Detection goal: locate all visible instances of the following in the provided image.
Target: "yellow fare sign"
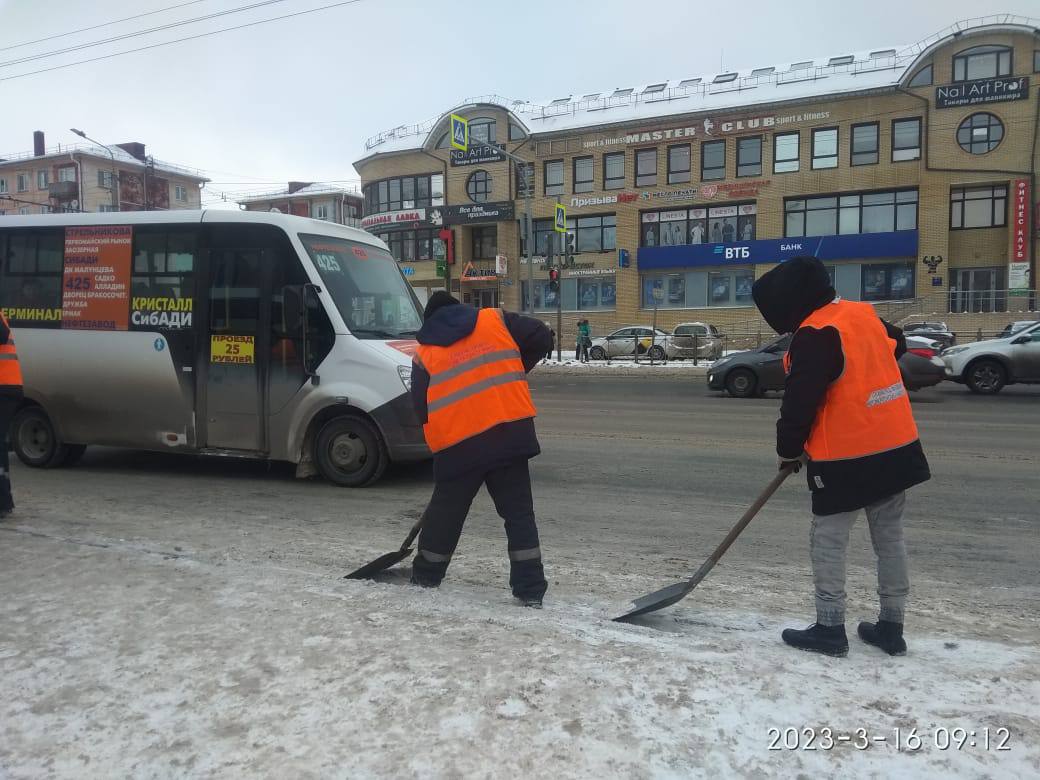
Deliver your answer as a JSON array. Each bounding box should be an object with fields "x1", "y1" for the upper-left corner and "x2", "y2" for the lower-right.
[{"x1": 211, "y1": 334, "x2": 255, "y2": 365}]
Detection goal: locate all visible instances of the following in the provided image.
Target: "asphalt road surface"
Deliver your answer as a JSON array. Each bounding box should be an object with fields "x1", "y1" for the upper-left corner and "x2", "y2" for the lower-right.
[{"x1": 1, "y1": 376, "x2": 1037, "y2": 776}]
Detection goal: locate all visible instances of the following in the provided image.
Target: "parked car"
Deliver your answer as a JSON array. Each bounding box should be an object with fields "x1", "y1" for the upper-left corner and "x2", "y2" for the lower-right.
[
  {"x1": 707, "y1": 334, "x2": 946, "y2": 398},
  {"x1": 671, "y1": 322, "x2": 723, "y2": 360},
  {"x1": 588, "y1": 326, "x2": 673, "y2": 361},
  {"x1": 942, "y1": 321, "x2": 1040, "y2": 394},
  {"x1": 997, "y1": 320, "x2": 1038, "y2": 338},
  {"x1": 903, "y1": 321, "x2": 956, "y2": 349}
]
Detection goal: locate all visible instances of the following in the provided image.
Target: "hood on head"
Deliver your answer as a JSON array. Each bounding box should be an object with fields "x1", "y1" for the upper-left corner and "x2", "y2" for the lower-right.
[
  {"x1": 752, "y1": 256, "x2": 836, "y2": 335},
  {"x1": 416, "y1": 300, "x2": 478, "y2": 347}
]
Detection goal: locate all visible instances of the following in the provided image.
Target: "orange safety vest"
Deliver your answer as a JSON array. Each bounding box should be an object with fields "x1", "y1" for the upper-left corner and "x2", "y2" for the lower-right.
[
  {"x1": 784, "y1": 300, "x2": 918, "y2": 461},
  {"x1": 0, "y1": 311, "x2": 23, "y2": 388},
  {"x1": 416, "y1": 308, "x2": 537, "y2": 453}
]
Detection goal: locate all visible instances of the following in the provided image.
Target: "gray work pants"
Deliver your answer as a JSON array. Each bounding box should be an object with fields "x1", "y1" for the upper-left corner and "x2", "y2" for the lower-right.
[{"x1": 810, "y1": 491, "x2": 909, "y2": 627}]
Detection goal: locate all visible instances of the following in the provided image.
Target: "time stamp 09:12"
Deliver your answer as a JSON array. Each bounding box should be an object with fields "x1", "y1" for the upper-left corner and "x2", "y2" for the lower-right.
[{"x1": 767, "y1": 726, "x2": 1012, "y2": 752}]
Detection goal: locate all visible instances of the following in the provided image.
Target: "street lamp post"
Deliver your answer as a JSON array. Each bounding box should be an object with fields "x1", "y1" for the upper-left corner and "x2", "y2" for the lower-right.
[{"x1": 70, "y1": 128, "x2": 118, "y2": 212}]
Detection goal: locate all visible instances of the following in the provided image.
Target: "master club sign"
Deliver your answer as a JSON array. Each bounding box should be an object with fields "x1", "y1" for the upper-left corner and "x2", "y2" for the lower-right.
[
  {"x1": 583, "y1": 111, "x2": 831, "y2": 148},
  {"x1": 935, "y1": 76, "x2": 1029, "y2": 109},
  {"x1": 449, "y1": 143, "x2": 506, "y2": 166}
]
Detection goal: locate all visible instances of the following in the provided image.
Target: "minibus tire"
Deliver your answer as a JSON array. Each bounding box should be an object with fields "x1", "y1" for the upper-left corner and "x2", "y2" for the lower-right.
[
  {"x1": 11, "y1": 406, "x2": 67, "y2": 468},
  {"x1": 314, "y1": 414, "x2": 388, "y2": 487}
]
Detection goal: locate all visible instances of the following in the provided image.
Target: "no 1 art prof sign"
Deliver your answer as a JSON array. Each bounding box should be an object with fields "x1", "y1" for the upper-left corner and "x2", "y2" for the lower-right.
[
  {"x1": 935, "y1": 76, "x2": 1029, "y2": 109},
  {"x1": 62, "y1": 226, "x2": 132, "y2": 330},
  {"x1": 449, "y1": 143, "x2": 506, "y2": 166}
]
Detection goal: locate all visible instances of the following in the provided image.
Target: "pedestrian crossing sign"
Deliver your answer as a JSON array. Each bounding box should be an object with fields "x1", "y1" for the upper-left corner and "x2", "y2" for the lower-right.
[
  {"x1": 450, "y1": 114, "x2": 468, "y2": 151},
  {"x1": 554, "y1": 203, "x2": 567, "y2": 233}
]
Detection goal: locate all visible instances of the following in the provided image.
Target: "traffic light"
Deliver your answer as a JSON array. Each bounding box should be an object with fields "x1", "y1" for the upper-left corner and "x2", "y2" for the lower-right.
[{"x1": 548, "y1": 268, "x2": 560, "y2": 293}]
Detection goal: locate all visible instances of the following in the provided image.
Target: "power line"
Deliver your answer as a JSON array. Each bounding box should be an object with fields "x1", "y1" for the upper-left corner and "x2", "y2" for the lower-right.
[
  {"x1": 0, "y1": 0, "x2": 211, "y2": 52},
  {"x1": 0, "y1": 0, "x2": 292, "y2": 69},
  {"x1": 0, "y1": 0, "x2": 364, "y2": 82}
]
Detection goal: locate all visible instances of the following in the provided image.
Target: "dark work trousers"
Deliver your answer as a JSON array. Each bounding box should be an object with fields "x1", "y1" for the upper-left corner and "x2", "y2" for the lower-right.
[
  {"x1": 0, "y1": 396, "x2": 17, "y2": 513},
  {"x1": 413, "y1": 457, "x2": 547, "y2": 600}
]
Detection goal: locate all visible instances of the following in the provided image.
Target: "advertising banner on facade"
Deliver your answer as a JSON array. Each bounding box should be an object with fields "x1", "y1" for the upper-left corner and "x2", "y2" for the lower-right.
[
  {"x1": 430, "y1": 202, "x2": 514, "y2": 224},
  {"x1": 360, "y1": 209, "x2": 425, "y2": 230},
  {"x1": 1012, "y1": 178, "x2": 1030, "y2": 262},
  {"x1": 638, "y1": 230, "x2": 918, "y2": 269},
  {"x1": 61, "y1": 226, "x2": 132, "y2": 330},
  {"x1": 935, "y1": 76, "x2": 1029, "y2": 109},
  {"x1": 449, "y1": 144, "x2": 506, "y2": 166}
]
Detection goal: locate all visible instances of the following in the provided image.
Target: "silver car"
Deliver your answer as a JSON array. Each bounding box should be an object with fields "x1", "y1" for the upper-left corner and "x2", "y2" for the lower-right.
[
  {"x1": 672, "y1": 322, "x2": 724, "y2": 360},
  {"x1": 589, "y1": 326, "x2": 673, "y2": 361},
  {"x1": 942, "y1": 321, "x2": 1040, "y2": 394}
]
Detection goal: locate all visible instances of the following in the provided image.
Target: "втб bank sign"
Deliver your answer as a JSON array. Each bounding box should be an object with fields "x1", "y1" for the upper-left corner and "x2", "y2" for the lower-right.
[{"x1": 582, "y1": 111, "x2": 831, "y2": 149}]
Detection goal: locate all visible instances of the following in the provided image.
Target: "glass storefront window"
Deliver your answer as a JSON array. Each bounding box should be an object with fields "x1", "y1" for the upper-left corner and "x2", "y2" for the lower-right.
[
  {"x1": 861, "y1": 262, "x2": 915, "y2": 302},
  {"x1": 785, "y1": 189, "x2": 918, "y2": 237},
  {"x1": 640, "y1": 204, "x2": 754, "y2": 247}
]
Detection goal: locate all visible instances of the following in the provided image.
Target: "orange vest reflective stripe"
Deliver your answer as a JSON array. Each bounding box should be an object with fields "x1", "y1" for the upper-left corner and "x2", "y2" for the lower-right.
[
  {"x1": 0, "y1": 312, "x2": 23, "y2": 388},
  {"x1": 417, "y1": 308, "x2": 537, "y2": 453},
  {"x1": 787, "y1": 300, "x2": 918, "y2": 461}
]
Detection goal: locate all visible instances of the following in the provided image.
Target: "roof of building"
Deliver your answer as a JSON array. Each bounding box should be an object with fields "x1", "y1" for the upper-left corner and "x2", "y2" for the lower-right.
[
  {"x1": 237, "y1": 182, "x2": 363, "y2": 204},
  {"x1": 0, "y1": 142, "x2": 209, "y2": 182},
  {"x1": 356, "y1": 15, "x2": 1038, "y2": 163}
]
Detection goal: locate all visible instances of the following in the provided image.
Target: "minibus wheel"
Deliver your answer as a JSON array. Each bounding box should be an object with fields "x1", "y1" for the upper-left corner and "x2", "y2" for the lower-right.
[
  {"x1": 11, "y1": 406, "x2": 67, "y2": 468},
  {"x1": 314, "y1": 414, "x2": 388, "y2": 487}
]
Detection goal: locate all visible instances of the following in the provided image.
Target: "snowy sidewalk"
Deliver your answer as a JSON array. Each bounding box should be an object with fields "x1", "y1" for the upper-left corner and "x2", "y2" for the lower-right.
[{"x1": 2, "y1": 518, "x2": 1036, "y2": 778}]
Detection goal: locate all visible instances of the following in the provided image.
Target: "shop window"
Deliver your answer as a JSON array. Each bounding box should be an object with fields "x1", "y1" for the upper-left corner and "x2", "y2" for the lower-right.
[
  {"x1": 471, "y1": 226, "x2": 496, "y2": 260},
  {"x1": 642, "y1": 274, "x2": 688, "y2": 309},
  {"x1": 382, "y1": 229, "x2": 440, "y2": 262},
  {"x1": 907, "y1": 64, "x2": 933, "y2": 87},
  {"x1": 667, "y1": 145, "x2": 691, "y2": 184},
  {"x1": 521, "y1": 280, "x2": 562, "y2": 312},
  {"x1": 953, "y1": 45, "x2": 1011, "y2": 82},
  {"x1": 851, "y1": 123, "x2": 879, "y2": 166},
  {"x1": 892, "y1": 118, "x2": 921, "y2": 162},
  {"x1": 573, "y1": 156, "x2": 594, "y2": 193},
  {"x1": 956, "y1": 113, "x2": 1004, "y2": 155},
  {"x1": 785, "y1": 189, "x2": 917, "y2": 237},
  {"x1": 861, "y1": 263, "x2": 915, "y2": 302},
  {"x1": 466, "y1": 170, "x2": 492, "y2": 203},
  {"x1": 949, "y1": 267, "x2": 1007, "y2": 313},
  {"x1": 576, "y1": 276, "x2": 617, "y2": 310},
  {"x1": 604, "y1": 152, "x2": 625, "y2": 189},
  {"x1": 773, "y1": 132, "x2": 799, "y2": 173},
  {"x1": 701, "y1": 140, "x2": 725, "y2": 181},
  {"x1": 736, "y1": 137, "x2": 762, "y2": 177},
  {"x1": 640, "y1": 204, "x2": 755, "y2": 246},
  {"x1": 635, "y1": 148, "x2": 657, "y2": 187},
  {"x1": 0, "y1": 229, "x2": 64, "y2": 326},
  {"x1": 572, "y1": 215, "x2": 616, "y2": 253},
  {"x1": 544, "y1": 160, "x2": 564, "y2": 196},
  {"x1": 811, "y1": 128, "x2": 838, "y2": 169},
  {"x1": 363, "y1": 174, "x2": 441, "y2": 214},
  {"x1": 950, "y1": 185, "x2": 1007, "y2": 229},
  {"x1": 468, "y1": 118, "x2": 496, "y2": 145}
]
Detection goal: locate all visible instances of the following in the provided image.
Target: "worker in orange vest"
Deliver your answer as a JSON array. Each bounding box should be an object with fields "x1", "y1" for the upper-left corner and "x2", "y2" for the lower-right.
[
  {"x1": 0, "y1": 310, "x2": 23, "y2": 518},
  {"x1": 752, "y1": 257, "x2": 931, "y2": 657},
  {"x1": 410, "y1": 292, "x2": 553, "y2": 606}
]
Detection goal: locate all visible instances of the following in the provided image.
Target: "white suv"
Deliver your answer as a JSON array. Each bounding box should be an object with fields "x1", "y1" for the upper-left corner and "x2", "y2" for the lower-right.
[{"x1": 942, "y1": 321, "x2": 1040, "y2": 394}]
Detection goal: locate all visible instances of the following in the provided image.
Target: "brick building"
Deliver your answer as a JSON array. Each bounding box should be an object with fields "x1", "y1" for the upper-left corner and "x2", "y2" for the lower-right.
[
  {"x1": 0, "y1": 131, "x2": 207, "y2": 215},
  {"x1": 354, "y1": 16, "x2": 1039, "y2": 337},
  {"x1": 238, "y1": 182, "x2": 363, "y2": 226}
]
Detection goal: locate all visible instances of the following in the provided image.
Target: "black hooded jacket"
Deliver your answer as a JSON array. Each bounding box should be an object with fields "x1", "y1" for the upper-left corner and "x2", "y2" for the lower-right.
[
  {"x1": 411, "y1": 304, "x2": 552, "y2": 480},
  {"x1": 752, "y1": 257, "x2": 930, "y2": 515}
]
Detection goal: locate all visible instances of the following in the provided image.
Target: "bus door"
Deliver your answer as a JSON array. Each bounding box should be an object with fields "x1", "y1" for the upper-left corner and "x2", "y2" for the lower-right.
[{"x1": 197, "y1": 227, "x2": 273, "y2": 452}]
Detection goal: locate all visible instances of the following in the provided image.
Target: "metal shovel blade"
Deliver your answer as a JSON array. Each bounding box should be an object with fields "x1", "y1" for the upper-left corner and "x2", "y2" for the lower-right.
[
  {"x1": 343, "y1": 515, "x2": 423, "y2": 580},
  {"x1": 612, "y1": 468, "x2": 793, "y2": 623},
  {"x1": 343, "y1": 547, "x2": 415, "y2": 580}
]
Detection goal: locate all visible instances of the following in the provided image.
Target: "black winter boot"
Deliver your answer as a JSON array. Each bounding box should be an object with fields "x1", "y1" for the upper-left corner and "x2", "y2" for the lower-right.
[
  {"x1": 781, "y1": 623, "x2": 849, "y2": 657},
  {"x1": 858, "y1": 620, "x2": 907, "y2": 656}
]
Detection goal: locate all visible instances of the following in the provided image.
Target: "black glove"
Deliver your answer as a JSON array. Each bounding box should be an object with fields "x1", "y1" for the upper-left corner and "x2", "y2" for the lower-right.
[{"x1": 778, "y1": 453, "x2": 809, "y2": 473}]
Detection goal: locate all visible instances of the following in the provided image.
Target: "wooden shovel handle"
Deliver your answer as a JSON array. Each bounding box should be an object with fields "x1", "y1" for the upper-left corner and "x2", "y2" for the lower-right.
[
  {"x1": 400, "y1": 514, "x2": 424, "y2": 552},
  {"x1": 700, "y1": 465, "x2": 794, "y2": 571}
]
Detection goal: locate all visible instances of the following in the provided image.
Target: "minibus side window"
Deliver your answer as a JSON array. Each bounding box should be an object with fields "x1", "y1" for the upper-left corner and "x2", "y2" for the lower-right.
[
  {"x1": 130, "y1": 228, "x2": 196, "y2": 330},
  {"x1": 0, "y1": 229, "x2": 64, "y2": 328}
]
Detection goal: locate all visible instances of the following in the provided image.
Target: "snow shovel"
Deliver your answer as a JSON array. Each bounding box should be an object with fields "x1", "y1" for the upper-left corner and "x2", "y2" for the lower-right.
[
  {"x1": 613, "y1": 466, "x2": 795, "y2": 622},
  {"x1": 343, "y1": 514, "x2": 423, "y2": 580}
]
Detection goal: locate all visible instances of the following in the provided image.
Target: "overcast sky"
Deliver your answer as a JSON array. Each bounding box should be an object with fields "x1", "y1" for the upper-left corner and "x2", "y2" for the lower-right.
[{"x1": 0, "y1": 0, "x2": 1035, "y2": 206}]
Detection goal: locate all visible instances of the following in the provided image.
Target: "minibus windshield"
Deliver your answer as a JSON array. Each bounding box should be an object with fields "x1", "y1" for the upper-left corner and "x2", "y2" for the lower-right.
[{"x1": 299, "y1": 233, "x2": 423, "y2": 339}]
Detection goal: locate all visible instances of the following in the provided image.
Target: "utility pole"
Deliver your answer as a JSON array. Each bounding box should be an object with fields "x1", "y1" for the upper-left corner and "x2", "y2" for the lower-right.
[{"x1": 521, "y1": 161, "x2": 534, "y2": 315}]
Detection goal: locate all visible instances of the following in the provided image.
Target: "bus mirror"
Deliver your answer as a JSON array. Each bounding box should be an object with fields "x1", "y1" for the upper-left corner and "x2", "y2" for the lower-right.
[
  {"x1": 283, "y1": 286, "x2": 305, "y2": 338},
  {"x1": 302, "y1": 284, "x2": 321, "y2": 384}
]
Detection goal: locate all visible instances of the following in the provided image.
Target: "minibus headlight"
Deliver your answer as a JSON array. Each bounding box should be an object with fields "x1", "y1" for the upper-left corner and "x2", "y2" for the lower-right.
[{"x1": 397, "y1": 364, "x2": 412, "y2": 391}]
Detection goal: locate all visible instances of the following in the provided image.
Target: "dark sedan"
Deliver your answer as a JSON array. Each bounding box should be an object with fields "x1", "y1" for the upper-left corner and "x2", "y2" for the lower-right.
[{"x1": 707, "y1": 334, "x2": 946, "y2": 398}]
